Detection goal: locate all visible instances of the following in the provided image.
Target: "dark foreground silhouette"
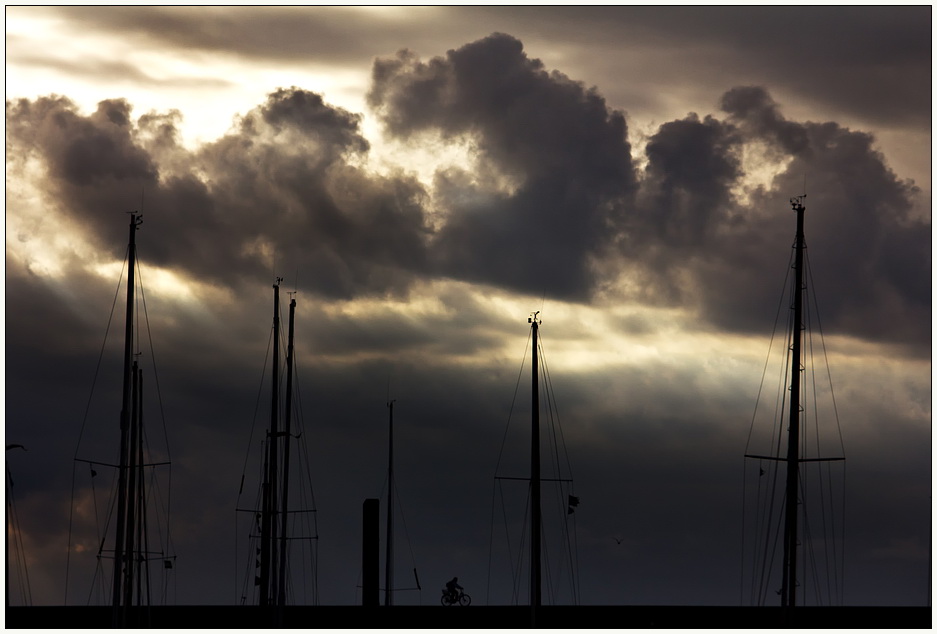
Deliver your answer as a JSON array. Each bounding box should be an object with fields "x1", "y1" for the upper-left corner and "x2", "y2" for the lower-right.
[{"x1": 6, "y1": 604, "x2": 931, "y2": 629}]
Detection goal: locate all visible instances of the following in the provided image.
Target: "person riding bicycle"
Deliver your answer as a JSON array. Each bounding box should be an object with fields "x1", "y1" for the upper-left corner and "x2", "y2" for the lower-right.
[{"x1": 445, "y1": 576, "x2": 463, "y2": 600}]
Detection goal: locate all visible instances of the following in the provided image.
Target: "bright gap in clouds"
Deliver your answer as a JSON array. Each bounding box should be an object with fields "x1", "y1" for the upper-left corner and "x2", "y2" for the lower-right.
[
  {"x1": 6, "y1": 156, "x2": 89, "y2": 280},
  {"x1": 91, "y1": 260, "x2": 212, "y2": 310},
  {"x1": 312, "y1": 278, "x2": 774, "y2": 380},
  {"x1": 6, "y1": 156, "x2": 204, "y2": 310},
  {"x1": 6, "y1": 7, "x2": 374, "y2": 154},
  {"x1": 731, "y1": 141, "x2": 796, "y2": 207},
  {"x1": 6, "y1": 6, "x2": 577, "y2": 213}
]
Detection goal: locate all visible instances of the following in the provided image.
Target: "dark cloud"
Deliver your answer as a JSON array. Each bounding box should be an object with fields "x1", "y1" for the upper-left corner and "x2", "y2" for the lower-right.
[
  {"x1": 4, "y1": 29, "x2": 929, "y2": 611},
  {"x1": 29, "y1": 7, "x2": 929, "y2": 132},
  {"x1": 712, "y1": 86, "x2": 929, "y2": 347},
  {"x1": 7, "y1": 97, "x2": 157, "y2": 189},
  {"x1": 369, "y1": 33, "x2": 637, "y2": 300},
  {"x1": 594, "y1": 85, "x2": 930, "y2": 349},
  {"x1": 30, "y1": 6, "x2": 452, "y2": 69},
  {"x1": 258, "y1": 88, "x2": 369, "y2": 155},
  {"x1": 638, "y1": 112, "x2": 741, "y2": 247},
  {"x1": 719, "y1": 87, "x2": 809, "y2": 156},
  {"x1": 484, "y1": 6, "x2": 931, "y2": 129},
  {"x1": 7, "y1": 89, "x2": 432, "y2": 299},
  {"x1": 364, "y1": 36, "x2": 928, "y2": 346}
]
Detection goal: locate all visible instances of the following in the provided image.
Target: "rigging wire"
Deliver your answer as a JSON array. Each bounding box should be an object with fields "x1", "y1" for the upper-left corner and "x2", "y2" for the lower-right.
[
  {"x1": 7, "y1": 464, "x2": 33, "y2": 605},
  {"x1": 754, "y1": 310, "x2": 794, "y2": 604},
  {"x1": 486, "y1": 326, "x2": 532, "y2": 604},
  {"x1": 390, "y1": 475, "x2": 421, "y2": 597},
  {"x1": 803, "y1": 276, "x2": 831, "y2": 604},
  {"x1": 805, "y1": 248, "x2": 846, "y2": 605},
  {"x1": 741, "y1": 226, "x2": 846, "y2": 607},
  {"x1": 280, "y1": 320, "x2": 320, "y2": 605},
  {"x1": 235, "y1": 294, "x2": 320, "y2": 606},
  {"x1": 742, "y1": 243, "x2": 794, "y2": 605},
  {"x1": 136, "y1": 254, "x2": 174, "y2": 464},
  {"x1": 88, "y1": 466, "x2": 120, "y2": 605},
  {"x1": 538, "y1": 339, "x2": 579, "y2": 604},
  {"x1": 235, "y1": 298, "x2": 275, "y2": 603},
  {"x1": 135, "y1": 254, "x2": 176, "y2": 602},
  {"x1": 803, "y1": 248, "x2": 846, "y2": 605},
  {"x1": 487, "y1": 319, "x2": 578, "y2": 606},
  {"x1": 513, "y1": 488, "x2": 532, "y2": 605},
  {"x1": 491, "y1": 478, "x2": 519, "y2": 605},
  {"x1": 493, "y1": 328, "x2": 533, "y2": 477},
  {"x1": 740, "y1": 245, "x2": 793, "y2": 605},
  {"x1": 65, "y1": 248, "x2": 127, "y2": 604},
  {"x1": 370, "y1": 397, "x2": 421, "y2": 603},
  {"x1": 65, "y1": 236, "x2": 176, "y2": 609}
]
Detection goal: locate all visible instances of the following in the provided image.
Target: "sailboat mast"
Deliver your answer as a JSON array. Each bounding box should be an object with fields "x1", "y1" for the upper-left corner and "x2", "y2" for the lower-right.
[
  {"x1": 276, "y1": 296, "x2": 296, "y2": 607},
  {"x1": 123, "y1": 361, "x2": 141, "y2": 607},
  {"x1": 781, "y1": 196, "x2": 806, "y2": 608},
  {"x1": 385, "y1": 399, "x2": 395, "y2": 606},
  {"x1": 136, "y1": 371, "x2": 149, "y2": 607},
  {"x1": 530, "y1": 313, "x2": 541, "y2": 611},
  {"x1": 112, "y1": 213, "x2": 141, "y2": 623},
  {"x1": 260, "y1": 279, "x2": 282, "y2": 605}
]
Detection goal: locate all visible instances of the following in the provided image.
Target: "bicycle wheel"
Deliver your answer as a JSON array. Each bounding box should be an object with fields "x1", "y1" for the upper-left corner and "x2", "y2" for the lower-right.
[
  {"x1": 459, "y1": 593, "x2": 471, "y2": 606},
  {"x1": 441, "y1": 594, "x2": 453, "y2": 606}
]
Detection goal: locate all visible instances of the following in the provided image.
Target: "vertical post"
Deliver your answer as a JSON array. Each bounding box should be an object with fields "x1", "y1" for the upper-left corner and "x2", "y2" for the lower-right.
[
  {"x1": 385, "y1": 400, "x2": 395, "y2": 606},
  {"x1": 137, "y1": 371, "x2": 148, "y2": 608},
  {"x1": 530, "y1": 313, "x2": 541, "y2": 618},
  {"x1": 260, "y1": 280, "x2": 282, "y2": 606},
  {"x1": 6, "y1": 459, "x2": 11, "y2": 608},
  {"x1": 782, "y1": 197, "x2": 806, "y2": 608},
  {"x1": 113, "y1": 213, "x2": 140, "y2": 626},
  {"x1": 363, "y1": 499, "x2": 380, "y2": 607},
  {"x1": 123, "y1": 362, "x2": 140, "y2": 608},
  {"x1": 277, "y1": 297, "x2": 296, "y2": 607},
  {"x1": 5, "y1": 469, "x2": 8, "y2": 609}
]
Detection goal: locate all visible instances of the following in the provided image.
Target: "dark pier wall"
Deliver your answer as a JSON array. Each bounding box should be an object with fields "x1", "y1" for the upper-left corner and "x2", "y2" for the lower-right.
[{"x1": 5, "y1": 605, "x2": 932, "y2": 629}]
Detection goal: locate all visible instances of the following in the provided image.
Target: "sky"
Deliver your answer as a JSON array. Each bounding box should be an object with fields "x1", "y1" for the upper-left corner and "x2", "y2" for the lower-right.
[{"x1": 4, "y1": 5, "x2": 931, "y2": 608}]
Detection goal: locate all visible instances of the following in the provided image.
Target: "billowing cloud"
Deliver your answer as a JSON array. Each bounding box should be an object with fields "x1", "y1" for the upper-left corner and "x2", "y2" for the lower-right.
[
  {"x1": 705, "y1": 86, "x2": 928, "y2": 347},
  {"x1": 7, "y1": 89, "x2": 432, "y2": 299},
  {"x1": 363, "y1": 34, "x2": 928, "y2": 349},
  {"x1": 369, "y1": 33, "x2": 637, "y2": 300},
  {"x1": 4, "y1": 22, "x2": 929, "y2": 611},
  {"x1": 577, "y1": 83, "x2": 929, "y2": 349}
]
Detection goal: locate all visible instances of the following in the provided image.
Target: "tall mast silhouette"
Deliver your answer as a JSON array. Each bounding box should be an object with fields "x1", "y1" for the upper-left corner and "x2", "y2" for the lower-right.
[
  {"x1": 744, "y1": 195, "x2": 844, "y2": 607},
  {"x1": 277, "y1": 295, "x2": 297, "y2": 607},
  {"x1": 111, "y1": 213, "x2": 142, "y2": 626},
  {"x1": 259, "y1": 278, "x2": 282, "y2": 605},
  {"x1": 780, "y1": 196, "x2": 806, "y2": 607},
  {"x1": 529, "y1": 312, "x2": 541, "y2": 618},
  {"x1": 236, "y1": 280, "x2": 316, "y2": 610}
]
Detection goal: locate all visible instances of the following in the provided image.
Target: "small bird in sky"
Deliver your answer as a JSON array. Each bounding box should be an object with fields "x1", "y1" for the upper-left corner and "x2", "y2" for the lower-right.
[{"x1": 614, "y1": 537, "x2": 623, "y2": 545}]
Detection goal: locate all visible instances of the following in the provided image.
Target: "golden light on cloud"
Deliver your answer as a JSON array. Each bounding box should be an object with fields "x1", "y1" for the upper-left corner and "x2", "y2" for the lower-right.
[
  {"x1": 368, "y1": 130, "x2": 480, "y2": 192},
  {"x1": 6, "y1": 7, "x2": 374, "y2": 152},
  {"x1": 307, "y1": 277, "x2": 772, "y2": 379},
  {"x1": 90, "y1": 260, "x2": 216, "y2": 309},
  {"x1": 6, "y1": 157, "x2": 93, "y2": 280},
  {"x1": 731, "y1": 140, "x2": 795, "y2": 206}
]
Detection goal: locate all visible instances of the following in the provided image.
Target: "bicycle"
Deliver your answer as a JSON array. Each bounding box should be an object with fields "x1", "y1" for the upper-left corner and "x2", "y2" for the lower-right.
[{"x1": 440, "y1": 589, "x2": 471, "y2": 606}]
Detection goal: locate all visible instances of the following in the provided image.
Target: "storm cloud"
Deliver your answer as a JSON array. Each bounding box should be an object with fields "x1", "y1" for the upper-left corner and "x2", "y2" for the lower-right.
[
  {"x1": 369, "y1": 33, "x2": 637, "y2": 300},
  {"x1": 8, "y1": 89, "x2": 432, "y2": 299},
  {"x1": 363, "y1": 35, "x2": 928, "y2": 347},
  {"x1": 5, "y1": 14, "x2": 930, "y2": 611}
]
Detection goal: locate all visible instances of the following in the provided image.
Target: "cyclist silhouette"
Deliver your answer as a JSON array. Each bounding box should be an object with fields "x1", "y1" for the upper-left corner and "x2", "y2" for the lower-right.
[
  {"x1": 445, "y1": 576, "x2": 462, "y2": 599},
  {"x1": 441, "y1": 577, "x2": 470, "y2": 606}
]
